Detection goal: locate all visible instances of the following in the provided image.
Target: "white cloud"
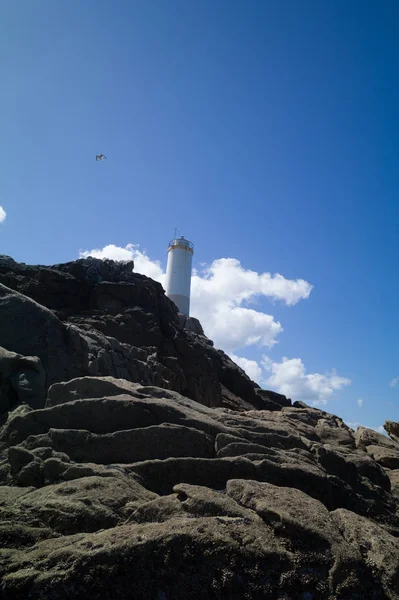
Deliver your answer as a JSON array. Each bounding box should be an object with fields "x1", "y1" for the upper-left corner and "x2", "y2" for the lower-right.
[
  {"x1": 357, "y1": 398, "x2": 363, "y2": 408},
  {"x1": 79, "y1": 244, "x2": 311, "y2": 353},
  {"x1": 197, "y1": 305, "x2": 282, "y2": 352},
  {"x1": 229, "y1": 354, "x2": 263, "y2": 382},
  {"x1": 389, "y1": 377, "x2": 399, "y2": 388},
  {"x1": 191, "y1": 258, "x2": 312, "y2": 307},
  {"x1": 0, "y1": 206, "x2": 6, "y2": 223},
  {"x1": 261, "y1": 356, "x2": 351, "y2": 406},
  {"x1": 189, "y1": 258, "x2": 311, "y2": 352}
]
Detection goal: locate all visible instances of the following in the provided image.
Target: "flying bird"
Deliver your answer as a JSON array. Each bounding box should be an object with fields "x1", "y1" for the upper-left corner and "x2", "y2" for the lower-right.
[{"x1": 96, "y1": 154, "x2": 106, "y2": 161}]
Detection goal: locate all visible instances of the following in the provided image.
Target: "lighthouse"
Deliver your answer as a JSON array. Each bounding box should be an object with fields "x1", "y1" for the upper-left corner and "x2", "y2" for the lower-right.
[{"x1": 165, "y1": 236, "x2": 194, "y2": 316}]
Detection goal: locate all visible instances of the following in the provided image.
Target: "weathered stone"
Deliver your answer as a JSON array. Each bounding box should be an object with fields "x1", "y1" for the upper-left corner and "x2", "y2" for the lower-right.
[
  {"x1": 355, "y1": 425, "x2": 398, "y2": 450},
  {"x1": 0, "y1": 258, "x2": 263, "y2": 411},
  {"x1": 42, "y1": 457, "x2": 68, "y2": 484},
  {"x1": 16, "y1": 460, "x2": 43, "y2": 487},
  {"x1": 214, "y1": 432, "x2": 246, "y2": 453},
  {"x1": 0, "y1": 347, "x2": 46, "y2": 413},
  {"x1": 0, "y1": 522, "x2": 58, "y2": 549},
  {"x1": 0, "y1": 285, "x2": 88, "y2": 387},
  {"x1": 47, "y1": 376, "x2": 146, "y2": 407},
  {"x1": 0, "y1": 518, "x2": 291, "y2": 600},
  {"x1": 315, "y1": 444, "x2": 391, "y2": 491},
  {"x1": 8, "y1": 446, "x2": 35, "y2": 475},
  {"x1": 331, "y1": 508, "x2": 399, "y2": 596},
  {"x1": 0, "y1": 485, "x2": 35, "y2": 506},
  {"x1": 315, "y1": 419, "x2": 355, "y2": 447},
  {"x1": 172, "y1": 483, "x2": 262, "y2": 521},
  {"x1": 256, "y1": 389, "x2": 291, "y2": 408},
  {"x1": 127, "y1": 456, "x2": 257, "y2": 495},
  {"x1": 227, "y1": 479, "x2": 343, "y2": 548},
  {"x1": 179, "y1": 315, "x2": 204, "y2": 336},
  {"x1": 388, "y1": 470, "x2": 399, "y2": 499},
  {"x1": 385, "y1": 420, "x2": 399, "y2": 445},
  {"x1": 14, "y1": 475, "x2": 157, "y2": 534},
  {"x1": 126, "y1": 494, "x2": 188, "y2": 524},
  {"x1": 217, "y1": 441, "x2": 272, "y2": 458},
  {"x1": 22, "y1": 424, "x2": 214, "y2": 464},
  {"x1": 1, "y1": 255, "x2": 399, "y2": 597},
  {"x1": 1, "y1": 390, "x2": 233, "y2": 449},
  {"x1": 365, "y1": 444, "x2": 399, "y2": 470},
  {"x1": 255, "y1": 456, "x2": 331, "y2": 507}
]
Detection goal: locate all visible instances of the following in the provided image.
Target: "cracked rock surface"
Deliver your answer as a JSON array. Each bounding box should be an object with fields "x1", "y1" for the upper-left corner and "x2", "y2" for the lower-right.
[{"x1": 0, "y1": 256, "x2": 398, "y2": 599}]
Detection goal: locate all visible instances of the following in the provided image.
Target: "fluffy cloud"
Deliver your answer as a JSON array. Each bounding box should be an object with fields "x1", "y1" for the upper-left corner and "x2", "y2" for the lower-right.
[
  {"x1": 229, "y1": 354, "x2": 263, "y2": 382},
  {"x1": 189, "y1": 258, "x2": 312, "y2": 352},
  {"x1": 389, "y1": 377, "x2": 399, "y2": 388},
  {"x1": 261, "y1": 356, "x2": 351, "y2": 406},
  {"x1": 0, "y1": 206, "x2": 6, "y2": 223},
  {"x1": 79, "y1": 245, "x2": 311, "y2": 353},
  {"x1": 191, "y1": 258, "x2": 312, "y2": 308},
  {"x1": 357, "y1": 398, "x2": 364, "y2": 408}
]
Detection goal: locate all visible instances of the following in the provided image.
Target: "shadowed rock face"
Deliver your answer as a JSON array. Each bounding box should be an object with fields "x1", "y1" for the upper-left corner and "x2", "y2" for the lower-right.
[
  {"x1": 0, "y1": 256, "x2": 270, "y2": 410},
  {"x1": 0, "y1": 256, "x2": 399, "y2": 599}
]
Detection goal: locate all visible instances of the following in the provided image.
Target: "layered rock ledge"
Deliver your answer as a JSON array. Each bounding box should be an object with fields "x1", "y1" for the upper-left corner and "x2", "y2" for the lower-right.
[{"x1": 0, "y1": 256, "x2": 398, "y2": 599}]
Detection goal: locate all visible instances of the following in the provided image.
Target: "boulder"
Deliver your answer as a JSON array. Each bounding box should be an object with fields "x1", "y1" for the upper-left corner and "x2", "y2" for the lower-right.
[
  {"x1": 178, "y1": 315, "x2": 204, "y2": 336},
  {"x1": 14, "y1": 475, "x2": 157, "y2": 534},
  {"x1": 226, "y1": 480, "x2": 377, "y2": 596},
  {"x1": 16, "y1": 460, "x2": 43, "y2": 487},
  {"x1": 0, "y1": 347, "x2": 46, "y2": 413},
  {"x1": 256, "y1": 389, "x2": 291, "y2": 408},
  {"x1": 331, "y1": 508, "x2": 399, "y2": 596},
  {"x1": 0, "y1": 284, "x2": 84, "y2": 386},
  {"x1": 315, "y1": 419, "x2": 355, "y2": 447},
  {"x1": 227, "y1": 479, "x2": 345, "y2": 550},
  {"x1": 0, "y1": 518, "x2": 291, "y2": 600},
  {"x1": 355, "y1": 425, "x2": 398, "y2": 450},
  {"x1": 365, "y1": 444, "x2": 399, "y2": 470},
  {"x1": 385, "y1": 420, "x2": 399, "y2": 445},
  {"x1": 388, "y1": 470, "x2": 399, "y2": 499},
  {"x1": 8, "y1": 446, "x2": 35, "y2": 474}
]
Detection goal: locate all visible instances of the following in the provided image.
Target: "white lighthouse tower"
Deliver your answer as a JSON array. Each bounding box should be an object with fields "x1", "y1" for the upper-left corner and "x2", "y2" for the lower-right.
[{"x1": 165, "y1": 235, "x2": 194, "y2": 316}]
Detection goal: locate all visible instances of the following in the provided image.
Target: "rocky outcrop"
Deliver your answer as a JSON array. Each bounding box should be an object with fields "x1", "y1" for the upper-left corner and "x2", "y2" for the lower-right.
[
  {"x1": 1, "y1": 255, "x2": 399, "y2": 598},
  {"x1": 385, "y1": 421, "x2": 399, "y2": 445},
  {"x1": 0, "y1": 256, "x2": 266, "y2": 411},
  {"x1": 0, "y1": 375, "x2": 398, "y2": 598}
]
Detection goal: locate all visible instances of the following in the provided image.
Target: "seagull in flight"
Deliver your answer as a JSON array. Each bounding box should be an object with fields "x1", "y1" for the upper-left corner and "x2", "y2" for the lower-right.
[{"x1": 96, "y1": 154, "x2": 107, "y2": 161}]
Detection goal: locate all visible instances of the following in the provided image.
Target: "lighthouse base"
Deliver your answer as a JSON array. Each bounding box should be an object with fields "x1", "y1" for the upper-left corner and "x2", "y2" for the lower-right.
[{"x1": 168, "y1": 293, "x2": 190, "y2": 317}]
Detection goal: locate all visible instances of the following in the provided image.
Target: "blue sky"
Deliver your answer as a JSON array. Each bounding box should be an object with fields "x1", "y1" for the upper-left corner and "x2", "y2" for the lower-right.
[{"x1": 1, "y1": 0, "x2": 398, "y2": 429}]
